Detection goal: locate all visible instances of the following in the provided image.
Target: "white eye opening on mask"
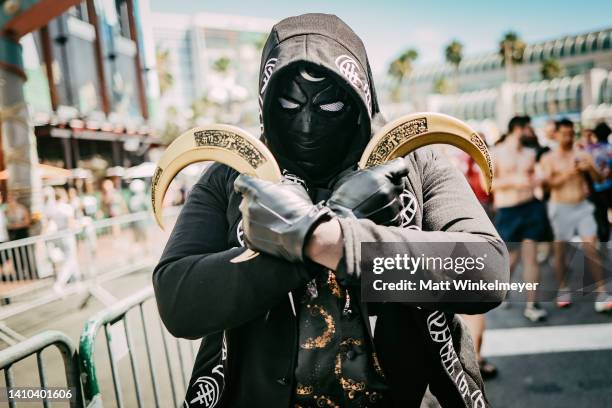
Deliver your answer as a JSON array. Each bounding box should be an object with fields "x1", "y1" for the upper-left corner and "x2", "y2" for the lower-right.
[
  {"x1": 319, "y1": 101, "x2": 345, "y2": 112},
  {"x1": 278, "y1": 97, "x2": 300, "y2": 110}
]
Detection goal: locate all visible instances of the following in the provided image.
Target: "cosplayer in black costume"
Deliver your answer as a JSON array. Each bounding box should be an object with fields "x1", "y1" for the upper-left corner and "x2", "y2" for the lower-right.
[{"x1": 154, "y1": 13, "x2": 509, "y2": 408}]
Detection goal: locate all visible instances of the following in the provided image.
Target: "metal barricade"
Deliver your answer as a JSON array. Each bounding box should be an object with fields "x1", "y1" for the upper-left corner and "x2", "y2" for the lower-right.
[
  {"x1": 0, "y1": 229, "x2": 79, "y2": 300},
  {"x1": 79, "y1": 286, "x2": 198, "y2": 408},
  {"x1": 0, "y1": 207, "x2": 180, "y2": 345},
  {"x1": 0, "y1": 330, "x2": 84, "y2": 407}
]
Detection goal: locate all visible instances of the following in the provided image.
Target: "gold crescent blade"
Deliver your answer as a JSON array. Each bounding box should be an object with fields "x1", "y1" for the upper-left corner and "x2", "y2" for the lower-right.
[
  {"x1": 358, "y1": 112, "x2": 493, "y2": 193},
  {"x1": 151, "y1": 124, "x2": 282, "y2": 229}
]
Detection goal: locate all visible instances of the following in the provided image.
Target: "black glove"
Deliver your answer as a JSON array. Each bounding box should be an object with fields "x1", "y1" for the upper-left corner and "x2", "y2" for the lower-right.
[
  {"x1": 327, "y1": 158, "x2": 408, "y2": 226},
  {"x1": 234, "y1": 175, "x2": 333, "y2": 262}
]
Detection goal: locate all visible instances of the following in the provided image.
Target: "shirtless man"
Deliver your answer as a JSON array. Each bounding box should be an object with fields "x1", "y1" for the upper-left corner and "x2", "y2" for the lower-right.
[
  {"x1": 493, "y1": 116, "x2": 551, "y2": 321},
  {"x1": 540, "y1": 118, "x2": 612, "y2": 313}
]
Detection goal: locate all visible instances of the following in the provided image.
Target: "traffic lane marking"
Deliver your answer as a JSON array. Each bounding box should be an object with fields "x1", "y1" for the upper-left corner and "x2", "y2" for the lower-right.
[{"x1": 481, "y1": 322, "x2": 612, "y2": 357}]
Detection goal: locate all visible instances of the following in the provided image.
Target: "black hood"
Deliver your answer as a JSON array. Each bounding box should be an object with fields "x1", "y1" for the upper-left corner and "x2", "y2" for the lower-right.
[{"x1": 257, "y1": 13, "x2": 385, "y2": 186}]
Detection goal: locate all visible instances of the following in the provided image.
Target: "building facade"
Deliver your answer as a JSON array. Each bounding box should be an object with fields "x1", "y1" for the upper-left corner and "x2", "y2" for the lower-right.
[
  {"x1": 150, "y1": 12, "x2": 274, "y2": 135},
  {"x1": 19, "y1": 0, "x2": 156, "y2": 173},
  {"x1": 399, "y1": 27, "x2": 612, "y2": 140}
]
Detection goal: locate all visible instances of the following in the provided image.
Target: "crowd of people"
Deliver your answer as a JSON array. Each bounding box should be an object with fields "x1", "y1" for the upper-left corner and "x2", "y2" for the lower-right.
[
  {"x1": 0, "y1": 175, "x2": 191, "y2": 246},
  {"x1": 0, "y1": 176, "x2": 191, "y2": 284},
  {"x1": 453, "y1": 116, "x2": 612, "y2": 380},
  {"x1": 0, "y1": 178, "x2": 141, "y2": 244},
  {"x1": 488, "y1": 116, "x2": 612, "y2": 319}
]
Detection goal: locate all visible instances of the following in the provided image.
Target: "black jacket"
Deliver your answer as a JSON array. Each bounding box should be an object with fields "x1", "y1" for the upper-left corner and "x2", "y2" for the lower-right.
[{"x1": 153, "y1": 13, "x2": 509, "y2": 408}]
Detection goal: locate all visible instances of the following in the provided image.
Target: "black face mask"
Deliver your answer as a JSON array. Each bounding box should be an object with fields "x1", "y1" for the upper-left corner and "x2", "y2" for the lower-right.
[
  {"x1": 267, "y1": 65, "x2": 360, "y2": 186},
  {"x1": 520, "y1": 134, "x2": 540, "y2": 149}
]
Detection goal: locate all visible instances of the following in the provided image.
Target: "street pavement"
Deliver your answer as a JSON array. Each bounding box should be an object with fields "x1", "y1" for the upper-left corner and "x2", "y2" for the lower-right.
[
  {"x1": 1, "y1": 270, "x2": 199, "y2": 408},
  {"x1": 482, "y1": 253, "x2": 612, "y2": 408}
]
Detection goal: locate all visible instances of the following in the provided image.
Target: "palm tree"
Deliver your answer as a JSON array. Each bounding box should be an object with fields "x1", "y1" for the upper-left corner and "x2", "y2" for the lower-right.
[
  {"x1": 213, "y1": 57, "x2": 231, "y2": 74},
  {"x1": 432, "y1": 76, "x2": 452, "y2": 94},
  {"x1": 156, "y1": 49, "x2": 174, "y2": 96},
  {"x1": 160, "y1": 106, "x2": 181, "y2": 145},
  {"x1": 541, "y1": 58, "x2": 563, "y2": 80},
  {"x1": 445, "y1": 40, "x2": 463, "y2": 92},
  {"x1": 387, "y1": 48, "x2": 418, "y2": 102},
  {"x1": 253, "y1": 33, "x2": 267, "y2": 51},
  {"x1": 188, "y1": 96, "x2": 215, "y2": 127},
  {"x1": 498, "y1": 31, "x2": 526, "y2": 83}
]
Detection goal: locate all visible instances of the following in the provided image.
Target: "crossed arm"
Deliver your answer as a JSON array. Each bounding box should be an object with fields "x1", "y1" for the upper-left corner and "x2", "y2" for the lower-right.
[
  {"x1": 154, "y1": 149, "x2": 509, "y2": 339},
  {"x1": 304, "y1": 218, "x2": 344, "y2": 270}
]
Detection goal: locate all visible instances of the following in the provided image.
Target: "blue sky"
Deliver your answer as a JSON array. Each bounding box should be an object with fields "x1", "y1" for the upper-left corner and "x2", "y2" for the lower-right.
[{"x1": 149, "y1": 0, "x2": 612, "y2": 74}]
